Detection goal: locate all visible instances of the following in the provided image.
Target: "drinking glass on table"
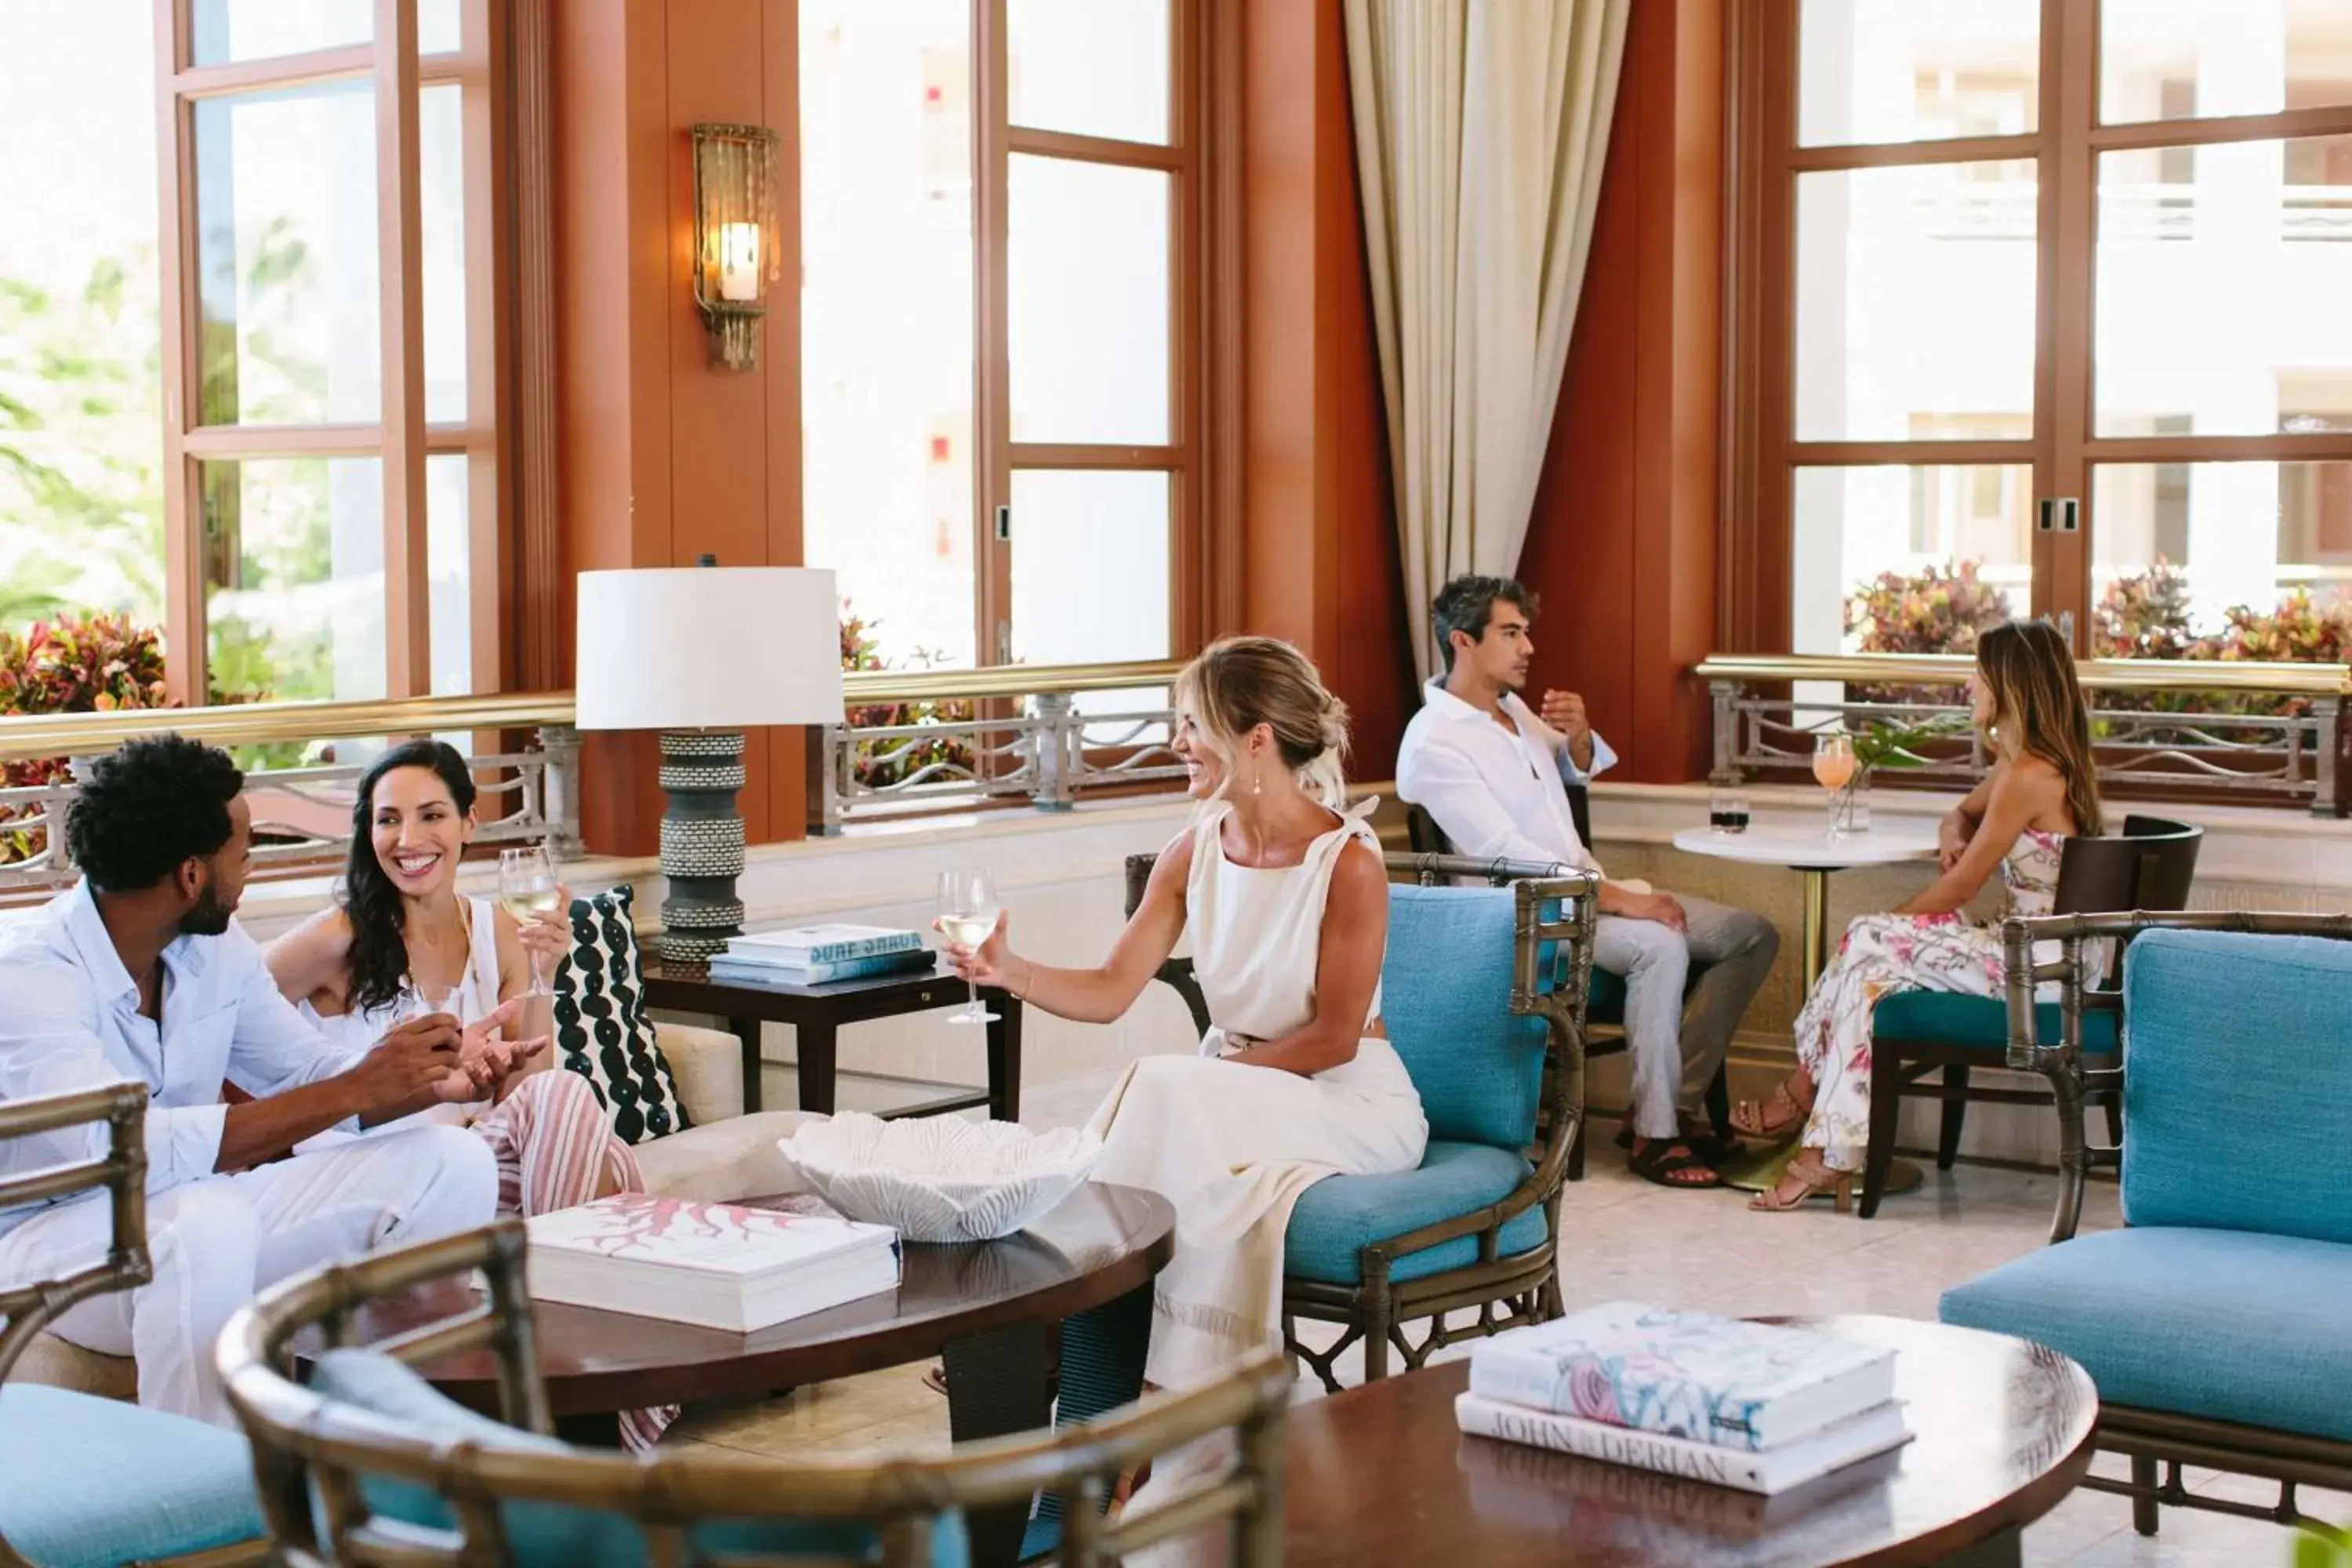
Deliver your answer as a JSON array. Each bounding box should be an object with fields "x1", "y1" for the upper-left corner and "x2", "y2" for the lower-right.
[
  {"x1": 936, "y1": 868, "x2": 1001, "y2": 1025},
  {"x1": 499, "y1": 845, "x2": 562, "y2": 997},
  {"x1": 1813, "y1": 733, "x2": 1857, "y2": 839},
  {"x1": 1709, "y1": 784, "x2": 1750, "y2": 835}
]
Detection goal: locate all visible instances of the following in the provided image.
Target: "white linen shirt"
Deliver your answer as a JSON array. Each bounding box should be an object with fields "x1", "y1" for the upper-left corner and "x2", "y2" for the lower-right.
[
  {"x1": 0, "y1": 880, "x2": 363, "y2": 1237},
  {"x1": 1394, "y1": 680, "x2": 1620, "y2": 877}
]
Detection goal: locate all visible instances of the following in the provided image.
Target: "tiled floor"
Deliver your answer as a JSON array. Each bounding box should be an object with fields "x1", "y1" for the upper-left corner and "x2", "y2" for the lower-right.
[{"x1": 670, "y1": 1105, "x2": 2347, "y2": 1566}]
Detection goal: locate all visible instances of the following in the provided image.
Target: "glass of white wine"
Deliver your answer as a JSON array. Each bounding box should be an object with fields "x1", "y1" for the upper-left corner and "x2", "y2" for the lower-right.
[
  {"x1": 499, "y1": 844, "x2": 562, "y2": 998},
  {"x1": 936, "y1": 867, "x2": 1000, "y2": 1026}
]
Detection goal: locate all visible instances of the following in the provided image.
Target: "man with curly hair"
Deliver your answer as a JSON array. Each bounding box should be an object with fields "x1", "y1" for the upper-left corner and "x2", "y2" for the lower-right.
[{"x1": 0, "y1": 735, "x2": 539, "y2": 1427}]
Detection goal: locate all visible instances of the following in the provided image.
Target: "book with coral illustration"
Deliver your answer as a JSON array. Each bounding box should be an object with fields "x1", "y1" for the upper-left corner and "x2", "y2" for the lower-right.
[
  {"x1": 1465, "y1": 1302, "x2": 1896, "y2": 1453},
  {"x1": 526, "y1": 1196, "x2": 900, "y2": 1332}
]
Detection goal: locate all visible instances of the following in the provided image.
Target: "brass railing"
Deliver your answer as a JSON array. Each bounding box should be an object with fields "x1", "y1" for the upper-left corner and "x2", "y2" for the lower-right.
[
  {"x1": 0, "y1": 659, "x2": 1192, "y2": 891},
  {"x1": 1697, "y1": 653, "x2": 2352, "y2": 817}
]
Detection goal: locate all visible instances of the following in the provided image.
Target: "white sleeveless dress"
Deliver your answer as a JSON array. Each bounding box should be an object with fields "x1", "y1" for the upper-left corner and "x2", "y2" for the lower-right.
[
  {"x1": 1083, "y1": 803, "x2": 1428, "y2": 1391},
  {"x1": 301, "y1": 895, "x2": 506, "y2": 1130}
]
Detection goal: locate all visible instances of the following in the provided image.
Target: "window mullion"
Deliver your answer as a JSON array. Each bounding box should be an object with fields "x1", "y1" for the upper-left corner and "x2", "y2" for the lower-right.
[
  {"x1": 2036, "y1": 0, "x2": 2097, "y2": 648},
  {"x1": 975, "y1": 0, "x2": 1012, "y2": 668},
  {"x1": 155, "y1": 0, "x2": 207, "y2": 706},
  {"x1": 376, "y1": 0, "x2": 431, "y2": 698}
]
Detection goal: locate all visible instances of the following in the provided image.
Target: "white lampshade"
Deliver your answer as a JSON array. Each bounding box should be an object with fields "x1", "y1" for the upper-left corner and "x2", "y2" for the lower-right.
[{"x1": 574, "y1": 566, "x2": 846, "y2": 731}]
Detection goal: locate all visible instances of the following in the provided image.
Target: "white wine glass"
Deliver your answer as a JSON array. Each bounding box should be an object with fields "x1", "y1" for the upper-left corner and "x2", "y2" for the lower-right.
[
  {"x1": 936, "y1": 868, "x2": 1000, "y2": 1026},
  {"x1": 499, "y1": 845, "x2": 562, "y2": 998}
]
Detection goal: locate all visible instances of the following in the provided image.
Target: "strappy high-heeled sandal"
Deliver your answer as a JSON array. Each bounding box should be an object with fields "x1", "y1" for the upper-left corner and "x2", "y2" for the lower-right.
[
  {"x1": 1730, "y1": 1079, "x2": 1811, "y2": 1141},
  {"x1": 1748, "y1": 1155, "x2": 1852, "y2": 1214}
]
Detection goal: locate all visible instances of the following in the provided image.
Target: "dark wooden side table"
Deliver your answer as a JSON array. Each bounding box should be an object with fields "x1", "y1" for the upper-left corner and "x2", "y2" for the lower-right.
[{"x1": 642, "y1": 958, "x2": 1022, "y2": 1122}]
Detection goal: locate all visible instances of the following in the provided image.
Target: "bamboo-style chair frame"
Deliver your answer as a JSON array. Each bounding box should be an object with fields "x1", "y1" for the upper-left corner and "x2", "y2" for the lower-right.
[
  {"x1": 2004, "y1": 908, "x2": 2352, "y2": 1537},
  {"x1": 218, "y1": 1218, "x2": 1294, "y2": 1568},
  {"x1": 1124, "y1": 848, "x2": 1599, "y2": 1392},
  {"x1": 0, "y1": 1083, "x2": 272, "y2": 1568}
]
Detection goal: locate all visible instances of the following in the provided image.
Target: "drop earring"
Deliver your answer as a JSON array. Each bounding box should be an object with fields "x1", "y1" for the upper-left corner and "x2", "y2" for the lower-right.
[{"x1": 1252, "y1": 768, "x2": 1262, "y2": 797}]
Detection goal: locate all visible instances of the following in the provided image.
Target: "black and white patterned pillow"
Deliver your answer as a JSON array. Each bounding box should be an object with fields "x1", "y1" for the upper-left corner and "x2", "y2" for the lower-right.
[{"x1": 551, "y1": 884, "x2": 691, "y2": 1145}]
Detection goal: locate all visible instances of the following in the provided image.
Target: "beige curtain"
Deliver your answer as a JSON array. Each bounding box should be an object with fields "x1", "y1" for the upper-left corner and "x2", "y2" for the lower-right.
[{"x1": 1345, "y1": 0, "x2": 1629, "y2": 682}]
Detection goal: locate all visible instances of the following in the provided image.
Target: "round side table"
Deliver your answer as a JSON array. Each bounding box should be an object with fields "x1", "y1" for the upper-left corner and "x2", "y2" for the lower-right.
[{"x1": 1672, "y1": 820, "x2": 1938, "y2": 1196}]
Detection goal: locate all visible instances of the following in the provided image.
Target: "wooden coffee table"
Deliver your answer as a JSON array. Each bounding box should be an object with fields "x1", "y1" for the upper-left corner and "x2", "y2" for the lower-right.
[
  {"x1": 1279, "y1": 1315, "x2": 2096, "y2": 1568},
  {"x1": 305, "y1": 1183, "x2": 1174, "y2": 1568}
]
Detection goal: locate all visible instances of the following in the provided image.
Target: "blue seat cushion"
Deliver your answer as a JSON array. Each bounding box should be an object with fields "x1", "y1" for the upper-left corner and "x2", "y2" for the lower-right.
[
  {"x1": 309, "y1": 1350, "x2": 969, "y2": 1566},
  {"x1": 1871, "y1": 991, "x2": 2121, "y2": 1054},
  {"x1": 1586, "y1": 967, "x2": 1626, "y2": 1023},
  {"x1": 0, "y1": 1385, "x2": 265, "y2": 1568},
  {"x1": 1286, "y1": 1140, "x2": 1548, "y2": 1286},
  {"x1": 1383, "y1": 885, "x2": 1552, "y2": 1149},
  {"x1": 1940, "y1": 1227, "x2": 2352, "y2": 1443},
  {"x1": 2121, "y1": 930, "x2": 2352, "y2": 1244}
]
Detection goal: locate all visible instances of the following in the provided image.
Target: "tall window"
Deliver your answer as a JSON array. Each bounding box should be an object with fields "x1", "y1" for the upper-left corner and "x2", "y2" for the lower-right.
[
  {"x1": 0, "y1": 0, "x2": 504, "y2": 707},
  {"x1": 800, "y1": 0, "x2": 1202, "y2": 683},
  {"x1": 1742, "y1": 0, "x2": 2352, "y2": 659}
]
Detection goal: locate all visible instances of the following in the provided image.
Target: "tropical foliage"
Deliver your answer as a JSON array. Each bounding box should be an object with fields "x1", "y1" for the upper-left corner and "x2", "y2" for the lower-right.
[
  {"x1": 840, "y1": 603, "x2": 976, "y2": 789},
  {"x1": 0, "y1": 613, "x2": 173, "y2": 862}
]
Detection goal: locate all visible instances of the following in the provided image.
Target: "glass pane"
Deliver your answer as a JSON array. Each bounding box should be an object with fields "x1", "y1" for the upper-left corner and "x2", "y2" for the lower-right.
[
  {"x1": 1795, "y1": 162, "x2": 2038, "y2": 442},
  {"x1": 1010, "y1": 156, "x2": 1171, "y2": 444},
  {"x1": 2092, "y1": 461, "x2": 2352, "y2": 652},
  {"x1": 421, "y1": 84, "x2": 467, "y2": 422},
  {"x1": 1792, "y1": 465, "x2": 2033, "y2": 654},
  {"x1": 2095, "y1": 136, "x2": 2352, "y2": 436},
  {"x1": 191, "y1": 0, "x2": 370, "y2": 66},
  {"x1": 0, "y1": 0, "x2": 166, "y2": 637},
  {"x1": 419, "y1": 0, "x2": 460, "y2": 54},
  {"x1": 194, "y1": 82, "x2": 381, "y2": 426},
  {"x1": 426, "y1": 453, "x2": 471, "y2": 695},
  {"x1": 1008, "y1": 0, "x2": 1171, "y2": 146},
  {"x1": 800, "y1": 0, "x2": 976, "y2": 670},
  {"x1": 2101, "y1": 0, "x2": 2352, "y2": 125},
  {"x1": 202, "y1": 457, "x2": 386, "y2": 705},
  {"x1": 1009, "y1": 469, "x2": 1170, "y2": 669},
  {"x1": 1798, "y1": 0, "x2": 2038, "y2": 147}
]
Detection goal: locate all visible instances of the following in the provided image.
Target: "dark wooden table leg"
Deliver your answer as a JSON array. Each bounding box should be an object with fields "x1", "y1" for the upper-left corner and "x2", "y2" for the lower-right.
[
  {"x1": 797, "y1": 1019, "x2": 838, "y2": 1115},
  {"x1": 985, "y1": 992, "x2": 1022, "y2": 1123},
  {"x1": 552, "y1": 1411, "x2": 622, "y2": 1449},
  {"x1": 1931, "y1": 1525, "x2": 2021, "y2": 1567},
  {"x1": 728, "y1": 1016, "x2": 764, "y2": 1114},
  {"x1": 1024, "y1": 1281, "x2": 1153, "y2": 1563},
  {"x1": 943, "y1": 1319, "x2": 1054, "y2": 1568}
]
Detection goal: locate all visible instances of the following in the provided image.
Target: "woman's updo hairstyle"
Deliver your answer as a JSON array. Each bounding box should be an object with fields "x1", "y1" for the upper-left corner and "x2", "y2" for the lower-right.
[{"x1": 1174, "y1": 636, "x2": 1352, "y2": 811}]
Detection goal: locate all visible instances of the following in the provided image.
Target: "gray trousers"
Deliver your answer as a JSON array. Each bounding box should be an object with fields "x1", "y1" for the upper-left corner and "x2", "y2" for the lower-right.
[{"x1": 1595, "y1": 893, "x2": 1780, "y2": 1141}]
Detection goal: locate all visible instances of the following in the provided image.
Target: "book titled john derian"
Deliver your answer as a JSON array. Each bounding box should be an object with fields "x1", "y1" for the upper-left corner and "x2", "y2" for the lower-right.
[
  {"x1": 1454, "y1": 1392, "x2": 1911, "y2": 1496},
  {"x1": 525, "y1": 1196, "x2": 900, "y2": 1333},
  {"x1": 1465, "y1": 1301, "x2": 1899, "y2": 1454}
]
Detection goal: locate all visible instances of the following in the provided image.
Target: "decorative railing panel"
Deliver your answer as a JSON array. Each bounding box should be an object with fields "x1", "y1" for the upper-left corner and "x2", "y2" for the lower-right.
[{"x1": 1697, "y1": 655, "x2": 2352, "y2": 818}]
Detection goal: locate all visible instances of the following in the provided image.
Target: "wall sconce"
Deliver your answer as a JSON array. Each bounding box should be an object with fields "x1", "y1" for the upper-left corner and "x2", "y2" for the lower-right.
[{"x1": 689, "y1": 122, "x2": 782, "y2": 372}]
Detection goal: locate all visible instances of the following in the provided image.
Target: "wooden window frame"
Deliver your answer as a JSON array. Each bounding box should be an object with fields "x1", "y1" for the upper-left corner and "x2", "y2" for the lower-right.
[
  {"x1": 1724, "y1": 0, "x2": 2352, "y2": 656},
  {"x1": 153, "y1": 0, "x2": 512, "y2": 706},
  {"x1": 967, "y1": 0, "x2": 1217, "y2": 672}
]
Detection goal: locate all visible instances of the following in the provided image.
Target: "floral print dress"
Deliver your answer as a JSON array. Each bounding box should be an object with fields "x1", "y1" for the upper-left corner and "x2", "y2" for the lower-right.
[{"x1": 1793, "y1": 828, "x2": 2064, "y2": 1173}]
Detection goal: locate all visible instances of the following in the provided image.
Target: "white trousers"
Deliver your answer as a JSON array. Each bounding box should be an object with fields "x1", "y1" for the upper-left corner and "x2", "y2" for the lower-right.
[{"x1": 0, "y1": 1123, "x2": 497, "y2": 1428}]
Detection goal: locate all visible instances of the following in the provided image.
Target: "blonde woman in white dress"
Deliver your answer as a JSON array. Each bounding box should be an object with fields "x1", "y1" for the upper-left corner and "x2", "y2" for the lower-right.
[{"x1": 941, "y1": 637, "x2": 1428, "y2": 1396}]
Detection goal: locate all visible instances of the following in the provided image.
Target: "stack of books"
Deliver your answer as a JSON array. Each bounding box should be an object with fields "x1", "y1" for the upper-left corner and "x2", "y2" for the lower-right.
[
  {"x1": 1454, "y1": 1301, "x2": 1911, "y2": 1495},
  {"x1": 526, "y1": 1194, "x2": 902, "y2": 1332},
  {"x1": 707, "y1": 924, "x2": 933, "y2": 986}
]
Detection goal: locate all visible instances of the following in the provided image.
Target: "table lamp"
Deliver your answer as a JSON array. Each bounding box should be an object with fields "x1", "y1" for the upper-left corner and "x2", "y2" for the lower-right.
[{"x1": 575, "y1": 561, "x2": 845, "y2": 961}]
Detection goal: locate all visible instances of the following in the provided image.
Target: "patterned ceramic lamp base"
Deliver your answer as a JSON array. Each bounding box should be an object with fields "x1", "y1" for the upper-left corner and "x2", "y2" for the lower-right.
[{"x1": 657, "y1": 729, "x2": 749, "y2": 963}]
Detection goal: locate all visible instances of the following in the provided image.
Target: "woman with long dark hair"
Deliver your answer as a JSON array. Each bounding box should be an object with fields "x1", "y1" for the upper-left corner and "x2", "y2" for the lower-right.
[
  {"x1": 1735, "y1": 619, "x2": 2104, "y2": 1211},
  {"x1": 267, "y1": 740, "x2": 640, "y2": 1215}
]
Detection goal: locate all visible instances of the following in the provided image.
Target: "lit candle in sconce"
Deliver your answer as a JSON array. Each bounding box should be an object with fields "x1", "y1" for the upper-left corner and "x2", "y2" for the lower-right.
[{"x1": 717, "y1": 222, "x2": 761, "y2": 303}]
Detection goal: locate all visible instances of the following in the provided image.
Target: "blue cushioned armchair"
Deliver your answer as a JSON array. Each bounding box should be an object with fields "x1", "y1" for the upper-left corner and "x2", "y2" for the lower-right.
[
  {"x1": 1940, "y1": 910, "x2": 2352, "y2": 1538},
  {"x1": 1124, "y1": 849, "x2": 1601, "y2": 1391},
  {"x1": 217, "y1": 1218, "x2": 1293, "y2": 1568},
  {"x1": 0, "y1": 1083, "x2": 270, "y2": 1568}
]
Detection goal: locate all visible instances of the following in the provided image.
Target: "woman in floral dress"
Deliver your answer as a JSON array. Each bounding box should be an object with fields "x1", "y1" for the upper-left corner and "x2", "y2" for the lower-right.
[{"x1": 1735, "y1": 619, "x2": 2104, "y2": 1210}]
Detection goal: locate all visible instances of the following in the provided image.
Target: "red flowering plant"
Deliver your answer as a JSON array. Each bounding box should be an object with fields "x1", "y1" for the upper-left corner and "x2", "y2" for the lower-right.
[
  {"x1": 838, "y1": 604, "x2": 976, "y2": 789},
  {"x1": 1842, "y1": 559, "x2": 2015, "y2": 706},
  {"x1": 0, "y1": 612, "x2": 173, "y2": 862}
]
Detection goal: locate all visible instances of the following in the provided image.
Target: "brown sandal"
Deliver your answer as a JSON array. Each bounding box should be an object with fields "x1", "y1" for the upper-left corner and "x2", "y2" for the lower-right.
[
  {"x1": 1628, "y1": 1139, "x2": 1722, "y2": 1189},
  {"x1": 1731, "y1": 1079, "x2": 1810, "y2": 1141},
  {"x1": 1748, "y1": 1154, "x2": 1852, "y2": 1213}
]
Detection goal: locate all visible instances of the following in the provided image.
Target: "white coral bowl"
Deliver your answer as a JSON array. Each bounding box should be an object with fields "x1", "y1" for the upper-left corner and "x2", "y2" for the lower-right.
[{"x1": 775, "y1": 1112, "x2": 1103, "y2": 1243}]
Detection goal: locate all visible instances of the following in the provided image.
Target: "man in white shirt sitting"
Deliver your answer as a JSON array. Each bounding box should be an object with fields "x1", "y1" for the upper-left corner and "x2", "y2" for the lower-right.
[
  {"x1": 1396, "y1": 575, "x2": 1778, "y2": 1189},
  {"x1": 0, "y1": 735, "x2": 535, "y2": 1425}
]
